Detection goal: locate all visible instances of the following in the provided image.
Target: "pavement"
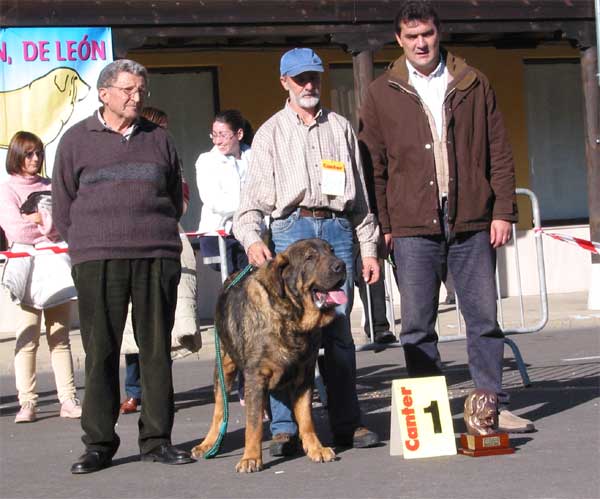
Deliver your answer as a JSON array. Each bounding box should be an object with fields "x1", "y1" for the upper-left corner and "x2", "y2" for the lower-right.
[{"x1": 0, "y1": 292, "x2": 599, "y2": 498}]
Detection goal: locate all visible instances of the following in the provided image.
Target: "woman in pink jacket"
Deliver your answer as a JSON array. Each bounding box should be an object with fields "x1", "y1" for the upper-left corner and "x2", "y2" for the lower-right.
[{"x1": 0, "y1": 131, "x2": 81, "y2": 423}]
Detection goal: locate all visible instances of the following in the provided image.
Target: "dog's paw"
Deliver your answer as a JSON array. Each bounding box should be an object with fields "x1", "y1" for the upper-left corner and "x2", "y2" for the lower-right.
[
  {"x1": 191, "y1": 441, "x2": 212, "y2": 459},
  {"x1": 306, "y1": 445, "x2": 336, "y2": 463},
  {"x1": 235, "y1": 457, "x2": 263, "y2": 473}
]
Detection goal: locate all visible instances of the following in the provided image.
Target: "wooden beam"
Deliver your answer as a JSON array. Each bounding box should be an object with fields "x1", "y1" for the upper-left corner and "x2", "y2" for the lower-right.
[
  {"x1": 580, "y1": 46, "x2": 600, "y2": 265},
  {"x1": 108, "y1": 19, "x2": 595, "y2": 55},
  {"x1": 352, "y1": 49, "x2": 374, "y2": 128},
  {"x1": 1, "y1": 0, "x2": 594, "y2": 27}
]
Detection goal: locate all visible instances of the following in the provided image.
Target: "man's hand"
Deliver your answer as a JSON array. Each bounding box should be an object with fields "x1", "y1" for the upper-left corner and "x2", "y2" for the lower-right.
[
  {"x1": 23, "y1": 213, "x2": 42, "y2": 225},
  {"x1": 361, "y1": 256, "x2": 380, "y2": 285},
  {"x1": 490, "y1": 220, "x2": 512, "y2": 248},
  {"x1": 383, "y1": 233, "x2": 394, "y2": 258},
  {"x1": 247, "y1": 241, "x2": 273, "y2": 267}
]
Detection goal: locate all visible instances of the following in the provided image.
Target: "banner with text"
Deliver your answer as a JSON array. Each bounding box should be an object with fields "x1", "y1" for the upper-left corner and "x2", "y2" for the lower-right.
[{"x1": 0, "y1": 27, "x2": 113, "y2": 179}]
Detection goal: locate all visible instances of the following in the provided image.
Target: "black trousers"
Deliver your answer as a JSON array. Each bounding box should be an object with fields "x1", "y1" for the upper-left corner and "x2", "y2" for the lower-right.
[
  {"x1": 354, "y1": 253, "x2": 390, "y2": 336},
  {"x1": 72, "y1": 258, "x2": 180, "y2": 455}
]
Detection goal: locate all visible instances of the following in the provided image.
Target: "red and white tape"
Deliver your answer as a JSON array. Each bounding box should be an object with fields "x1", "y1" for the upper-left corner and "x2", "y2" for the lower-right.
[
  {"x1": 4, "y1": 229, "x2": 597, "y2": 260},
  {"x1": 183, "y1": 230, "x2": 230, "y2": 238},
  {"x1": 0, "y1": 242, "x2": 69, "y2": 261},
  {"x1": 536, "y1": 229, "x2": 600, "y2": 255},
  {"x1": 1, "y1": 231, "x2": 231, "y2": 261}
]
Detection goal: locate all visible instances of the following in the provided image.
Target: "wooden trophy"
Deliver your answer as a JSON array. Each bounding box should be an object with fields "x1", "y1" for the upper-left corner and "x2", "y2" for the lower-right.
[{"x1": 458, "y1": 389, "x2": 515, "y2": 457}]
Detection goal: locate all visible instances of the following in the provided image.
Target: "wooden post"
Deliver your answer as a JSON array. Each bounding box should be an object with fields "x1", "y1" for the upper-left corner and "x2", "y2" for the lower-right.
[
  {"x1": 352, "y1": 49, "x2": 374, "y2": 128},
  {"x1": 580, "y1": 46, "x2": 600, "y2": 309}
]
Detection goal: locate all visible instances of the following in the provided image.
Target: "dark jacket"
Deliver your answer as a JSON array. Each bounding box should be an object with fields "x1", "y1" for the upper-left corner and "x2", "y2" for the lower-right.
[{"x1": 359, "y1": 50, "x2": 517, "y2": 237}]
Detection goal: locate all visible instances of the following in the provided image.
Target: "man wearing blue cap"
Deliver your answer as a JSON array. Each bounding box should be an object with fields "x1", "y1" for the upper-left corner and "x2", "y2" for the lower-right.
[{"x1": 234, "y1": 48, "x2": 381, "y2": 457}]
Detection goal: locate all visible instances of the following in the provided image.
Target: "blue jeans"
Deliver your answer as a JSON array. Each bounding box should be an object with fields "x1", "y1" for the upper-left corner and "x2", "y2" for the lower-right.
[
  {"x1": 269, "y1": 209, "x2": 362, "y2": 437},
  {"x1": 393, "y1": 229, "x2": 508, "y2": 406},
  {"x1": 124, "y1": 353, "x2": 142, "y2": 400}
]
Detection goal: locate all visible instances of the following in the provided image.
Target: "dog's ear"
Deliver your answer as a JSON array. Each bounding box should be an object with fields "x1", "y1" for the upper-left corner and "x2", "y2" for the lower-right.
[{"x1": 267, "y1": 252, "x2": 289, "y2": 298}]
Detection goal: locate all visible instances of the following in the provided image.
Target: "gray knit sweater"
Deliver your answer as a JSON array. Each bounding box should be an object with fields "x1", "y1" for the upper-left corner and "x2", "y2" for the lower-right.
[{"x1": 52, "y1": 114, "x2": 183, "y2": 265}]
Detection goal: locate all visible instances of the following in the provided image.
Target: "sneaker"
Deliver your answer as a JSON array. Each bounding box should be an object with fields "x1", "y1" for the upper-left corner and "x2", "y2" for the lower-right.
[
  {"x1": 498, "y1": 409, "x2": 535, "y2": 433},
  {"x1": 60, "y1": 398, "x2": 82, "y2": 419},
  {"x1": 269, "y1": 433, "x2": 299, "y2": 457},
  {"x1": 15, "y1": 402, "x2": 37, "y2": 423},
  {"x1": 333, "y1": 426, "x2": 380, "y2": 448}
]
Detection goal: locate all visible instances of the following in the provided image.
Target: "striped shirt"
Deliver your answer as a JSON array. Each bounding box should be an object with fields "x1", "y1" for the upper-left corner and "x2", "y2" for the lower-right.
[{"x1": 233, "y1": 102, "x2": 379, "y2": 258}]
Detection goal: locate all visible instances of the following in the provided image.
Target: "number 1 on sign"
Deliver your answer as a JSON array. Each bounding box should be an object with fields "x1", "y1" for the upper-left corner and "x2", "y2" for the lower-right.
[
  {"x1": 423, "y1": 400, "x2": 442, "y2": 433},
  {"x1": 390, "y1": 376, "x2": 457, "y2": 459}
]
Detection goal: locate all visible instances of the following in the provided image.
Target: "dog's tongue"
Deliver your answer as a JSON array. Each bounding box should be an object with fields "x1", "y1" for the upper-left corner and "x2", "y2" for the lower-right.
[{"x1": 325, "y1": 289, "x2": 347, "y2": 306}]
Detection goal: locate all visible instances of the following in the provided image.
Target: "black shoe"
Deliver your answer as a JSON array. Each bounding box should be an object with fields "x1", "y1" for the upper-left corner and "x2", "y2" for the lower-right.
[
  {"x1": 70, "y1": 450, "x2": 113, "y2": 474},
  {"x1": 140, "y1": 444, "x2": 195, "y2": 465},
  {"x1": 269, "y1": 433, "x2": 299, "y2": 457},
  {"x1": 374, "y1": 331, "x2": 397, "y2": 344},
  {"x1": 333, "y1": 427, "x2": 380, "y2": 449}
]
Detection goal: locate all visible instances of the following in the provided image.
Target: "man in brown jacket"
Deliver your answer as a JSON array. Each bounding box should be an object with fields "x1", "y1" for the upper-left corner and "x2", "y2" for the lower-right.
[{"x1": 359, "y1": 0, "x2": 534, "y2": 433}]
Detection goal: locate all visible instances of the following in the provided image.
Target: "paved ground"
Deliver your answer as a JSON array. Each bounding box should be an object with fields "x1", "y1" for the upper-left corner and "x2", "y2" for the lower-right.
[{"x1": 1, "y1": 317, "x2": 599, "y2": 498}]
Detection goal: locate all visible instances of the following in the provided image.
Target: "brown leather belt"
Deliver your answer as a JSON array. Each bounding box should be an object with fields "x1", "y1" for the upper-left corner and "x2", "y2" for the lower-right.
[{"x1": 298, "y1": 207, "x2": 345, "y2": 219}]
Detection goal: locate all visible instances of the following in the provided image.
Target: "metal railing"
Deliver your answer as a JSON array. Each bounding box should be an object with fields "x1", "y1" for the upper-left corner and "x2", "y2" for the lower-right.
[{"x1": 499, "y1": 188, "x2": 549, "y2": 334}]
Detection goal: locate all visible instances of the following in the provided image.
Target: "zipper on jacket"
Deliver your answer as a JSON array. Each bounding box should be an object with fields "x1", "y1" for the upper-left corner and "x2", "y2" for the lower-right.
[
  {"x1": 387, "y1": 79, "x2": 431, "y2": 117},
  {"x1": 443, "y1": 87, "x2": 457, "y2": 129},
  {"x1": 387, "y1": 77, "x2": 441, "y2": 215},
  {"x1": 388, "y1": 79, "x2": 418, "y2": 99}
]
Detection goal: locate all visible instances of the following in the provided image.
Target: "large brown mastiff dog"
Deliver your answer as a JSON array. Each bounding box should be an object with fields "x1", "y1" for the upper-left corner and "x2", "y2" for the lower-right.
[{"x1": 192, "y1": 238, "x2": 348, "y2": 472}]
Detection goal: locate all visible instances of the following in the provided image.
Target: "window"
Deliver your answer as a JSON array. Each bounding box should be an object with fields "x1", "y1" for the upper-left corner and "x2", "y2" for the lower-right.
[
  {"x1": 524, "y1": 59, "x2": 588, "y2": 224},
  {"x1": 147, "y1": 68, "x2": 219, "y2": 230}
]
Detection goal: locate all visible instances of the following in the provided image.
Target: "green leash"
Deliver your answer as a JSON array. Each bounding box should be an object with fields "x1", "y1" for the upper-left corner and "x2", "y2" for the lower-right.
[{"x1": 203, "y1": 263, "x2": 255, "y2": 459}]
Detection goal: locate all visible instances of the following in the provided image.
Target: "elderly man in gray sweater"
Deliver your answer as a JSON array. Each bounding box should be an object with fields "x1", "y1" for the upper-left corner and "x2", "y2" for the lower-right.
[{"x1": 53, "y1": 59, "x2": 194, "y2": 474}]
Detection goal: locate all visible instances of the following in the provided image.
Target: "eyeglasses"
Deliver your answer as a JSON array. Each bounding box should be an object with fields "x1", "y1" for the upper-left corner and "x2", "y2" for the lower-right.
[
  {"x1": 209, "y1": 132, "x2": 235, "y2": 141},
  {"x1": 108, "y1": 85, "x2": 150, "y2": 98},
  {"x1": 25, "y1": 150, "x2": 44, "y2": 158}
]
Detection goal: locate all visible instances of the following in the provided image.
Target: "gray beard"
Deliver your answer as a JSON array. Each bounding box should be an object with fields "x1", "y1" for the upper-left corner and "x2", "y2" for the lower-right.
[
  {"x1": 297, "y1": 95, "x2": 320, "y2": 109},
  {"x1": 298, "y1": 96, "x2": 320, "y2": 109}
]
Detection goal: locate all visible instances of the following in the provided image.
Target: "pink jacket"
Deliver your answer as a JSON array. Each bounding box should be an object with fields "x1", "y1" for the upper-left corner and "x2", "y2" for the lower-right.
[{"x1": 0, "y1": 174, "x2": 58, "y2": 245}]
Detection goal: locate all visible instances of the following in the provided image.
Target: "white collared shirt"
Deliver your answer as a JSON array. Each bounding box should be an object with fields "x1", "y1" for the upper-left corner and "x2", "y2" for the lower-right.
[
  {"x1": 406, "y1": 58, "x2": 448, "y2": 139},
  {"x1": 96, "y1": 109, "x2": 137, "y2": 140}
]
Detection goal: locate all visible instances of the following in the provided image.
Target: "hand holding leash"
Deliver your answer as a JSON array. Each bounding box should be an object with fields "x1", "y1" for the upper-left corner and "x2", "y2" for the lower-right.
[{"x1": 247, "y1": 241, "x2": 272, "y2": 266}]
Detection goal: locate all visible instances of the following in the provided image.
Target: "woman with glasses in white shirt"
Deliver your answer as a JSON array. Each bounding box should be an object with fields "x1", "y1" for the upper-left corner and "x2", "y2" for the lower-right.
[
  {"x1": 195, "y1": 110, "x2": 254, "y2": 406},
  {"x1": 195, "y1": 110, "x2": 252, "y2": 276}
]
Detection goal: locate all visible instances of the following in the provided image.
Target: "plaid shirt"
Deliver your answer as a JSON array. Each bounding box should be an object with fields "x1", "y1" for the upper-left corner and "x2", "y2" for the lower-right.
[{"x1": 233, "y1": 102, "x2": 379, "y2": 258}]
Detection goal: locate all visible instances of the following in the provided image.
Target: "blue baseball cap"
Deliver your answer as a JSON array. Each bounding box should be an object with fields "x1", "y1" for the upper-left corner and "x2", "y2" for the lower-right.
[{"x1": 280, "y1": 48, "x2": 324, "y2": 77}]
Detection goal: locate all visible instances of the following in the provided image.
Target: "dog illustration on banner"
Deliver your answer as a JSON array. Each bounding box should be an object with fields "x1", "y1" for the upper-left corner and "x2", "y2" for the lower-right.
[{"x1": 0, "y1": 67, "x2": 90, "y2": 149}]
